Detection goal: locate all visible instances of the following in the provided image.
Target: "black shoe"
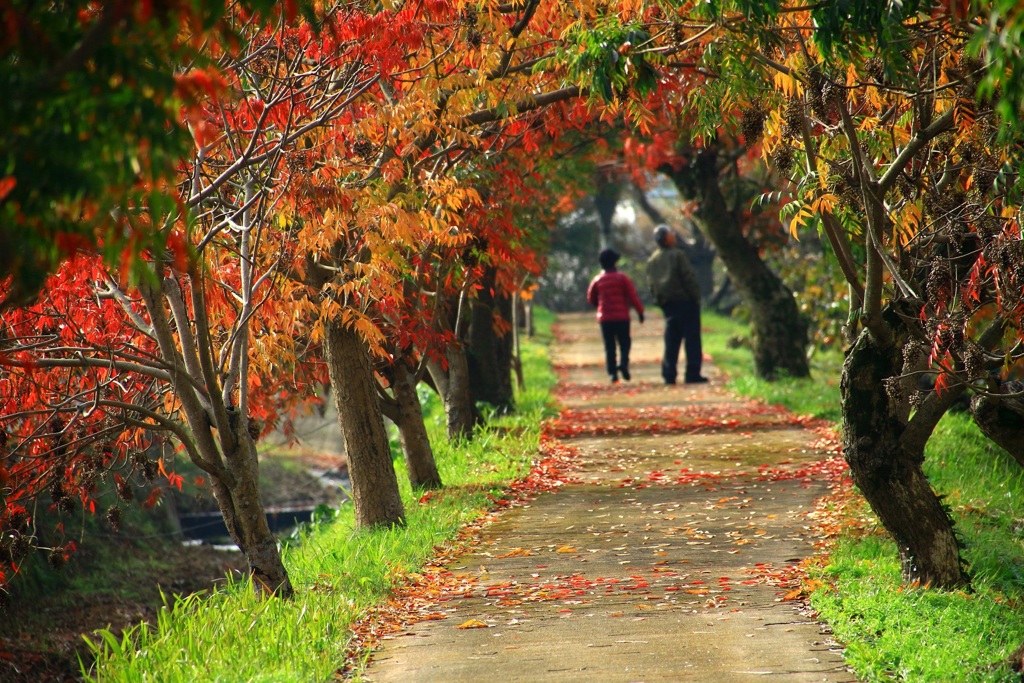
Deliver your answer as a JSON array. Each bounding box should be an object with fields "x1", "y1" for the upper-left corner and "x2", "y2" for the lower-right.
[
  {"x1": 619, "y1": 365, "x2": 631, "y2": 381},
  {"x1": 685, "y1": 376, "x2": 709, "y2": 384},
  {"x1": 610, "y1": 374, "x2": 619, "y2": 383},
  {"x1": 664, "y1": 379, "x2": 676, "y2": 385}
]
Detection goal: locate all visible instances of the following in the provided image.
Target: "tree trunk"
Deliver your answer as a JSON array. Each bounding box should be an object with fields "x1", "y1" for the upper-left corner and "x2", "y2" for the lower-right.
[
  {"x1": 391, "y1": 359, "x2": 442, "y2": 489},
  {"x1": 970, "y1": 382, "x2": 1024, "y2": 469},
  {"x1": 661, "y1": 151, "x2": 810, "y2": 379},
  {"x1": 209, "y1": 412, "x2": 294, "y2": 596},
  {"x1": 427, "y1": 344, "x2": 481, "y2": 440},
  {"x1": 841, "y1": 326, "x2": 967, "y2": 588},
  {"x1": 323, "y1": 318, "x2": 405, "y2": 528},
  {"x1": 138, "y1": 277, "x2": 292, "y2": 597},
  {"x1": 468, "y1": 266, "x2": 514, "y2": 413}
]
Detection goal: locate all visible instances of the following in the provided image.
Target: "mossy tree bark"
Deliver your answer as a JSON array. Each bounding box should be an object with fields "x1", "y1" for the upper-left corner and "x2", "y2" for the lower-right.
[{"x1": 841, "y1": 313, "x2": 968, "y2": 588}]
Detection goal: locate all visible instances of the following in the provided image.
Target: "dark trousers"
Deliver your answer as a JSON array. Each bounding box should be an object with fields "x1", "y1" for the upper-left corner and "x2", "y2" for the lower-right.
[
  {"x1": 599, "y1": 320, "x2": 631, "y2": 377},
  {"x1": 660, "y1": 300, "x2": 702, "y2": 383}
]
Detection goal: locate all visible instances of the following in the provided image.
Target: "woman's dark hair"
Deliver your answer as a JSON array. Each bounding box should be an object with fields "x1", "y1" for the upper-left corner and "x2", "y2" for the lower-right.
[{"x1": 599, "y1": 248, "x2": 620, "y2": 269}]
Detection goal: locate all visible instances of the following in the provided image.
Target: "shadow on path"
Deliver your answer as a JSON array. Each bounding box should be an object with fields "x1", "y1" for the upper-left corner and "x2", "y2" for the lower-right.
[{"x1": 356, "y1": 312, "x2": 855, "y2": 682}]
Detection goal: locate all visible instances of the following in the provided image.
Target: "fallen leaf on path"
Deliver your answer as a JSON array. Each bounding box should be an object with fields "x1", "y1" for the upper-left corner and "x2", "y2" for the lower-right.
[{"x1": 457, "y1": 619, "x2": 489, "y2": 629}]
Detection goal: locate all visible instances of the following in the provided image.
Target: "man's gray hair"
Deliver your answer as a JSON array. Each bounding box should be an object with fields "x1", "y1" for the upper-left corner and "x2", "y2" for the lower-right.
[{"x1": 653, "y1": 224, "x2": 672, "y2": 245}]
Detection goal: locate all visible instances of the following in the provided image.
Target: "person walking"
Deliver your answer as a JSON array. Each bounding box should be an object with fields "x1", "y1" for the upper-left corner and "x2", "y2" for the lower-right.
[
  {"x1": 587, "y1": 248, "x2": 644, "y2": 383},
  {"x1": 645, "y1": 224, "x2": 707, "y2": 385}
]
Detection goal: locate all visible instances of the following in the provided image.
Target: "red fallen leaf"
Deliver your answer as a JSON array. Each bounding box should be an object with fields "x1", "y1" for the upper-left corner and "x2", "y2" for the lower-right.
[
  {"x1": 684, "y1": 589, "x2": 708, "y2": 595},
  {"x1": 664, "y1": 586, "x2": 680, "y2": 592},
  {"x1": 557, "y1": 608, "x2": 572, "y2": 614},
  {"x1": 457, "y1": 619, "x2": 489, "y2": 629}
]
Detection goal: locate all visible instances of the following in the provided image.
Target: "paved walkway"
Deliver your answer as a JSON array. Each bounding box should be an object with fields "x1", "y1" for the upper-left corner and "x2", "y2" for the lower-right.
[{"x1": 359, "y1": 312, "x2": 854, "y2": 682}]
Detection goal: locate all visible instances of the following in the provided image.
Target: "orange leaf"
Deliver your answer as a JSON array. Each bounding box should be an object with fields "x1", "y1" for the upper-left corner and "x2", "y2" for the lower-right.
[{"x1": 456, "y1": 619, "x2": 489, "y2": 629}]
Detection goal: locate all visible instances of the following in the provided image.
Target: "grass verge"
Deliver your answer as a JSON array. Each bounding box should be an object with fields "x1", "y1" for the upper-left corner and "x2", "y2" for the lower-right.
[
  {"x1": 85, "y1": 309, "x2": 558, "y2": 682},
  {"x1": 706, "y1": 311, "x2": 1024, "y2": 682}
]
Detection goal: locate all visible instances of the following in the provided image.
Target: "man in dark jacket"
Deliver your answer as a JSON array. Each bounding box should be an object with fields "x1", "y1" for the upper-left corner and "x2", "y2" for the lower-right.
[{"x1": 645, "y1": 224, "x2": 707, "y2": 385}]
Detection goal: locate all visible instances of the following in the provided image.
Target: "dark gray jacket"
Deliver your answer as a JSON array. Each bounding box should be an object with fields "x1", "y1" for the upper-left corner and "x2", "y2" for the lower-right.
[{"x1": 645, "y1": 246, "x2": 700, "y2": 306}]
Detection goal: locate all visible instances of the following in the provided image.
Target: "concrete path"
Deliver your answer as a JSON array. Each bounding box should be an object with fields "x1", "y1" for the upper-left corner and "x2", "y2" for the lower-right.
[{"x1": 358, "y1": 312, "x2": 854, "y2": 682}]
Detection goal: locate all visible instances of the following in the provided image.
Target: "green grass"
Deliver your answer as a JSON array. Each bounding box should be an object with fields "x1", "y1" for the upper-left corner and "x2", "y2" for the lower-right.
[
  {"x1": 810, "y1": 412, "x2": 1024, "y2": 682},
  {"x1": 704, "y1": 311, "x2": 1024, "y2": 682},
  {"x1": 85, "y1": 317, "x2": 557, "y2": 682},
  {"x1": 703, "y1": 311, "x2": 844, "y2": 421}
]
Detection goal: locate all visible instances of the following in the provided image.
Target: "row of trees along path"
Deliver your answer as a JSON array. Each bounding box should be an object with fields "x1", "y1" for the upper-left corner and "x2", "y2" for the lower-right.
[{"x1": 354, "y1": 313, "x2": 854, "y2": 682}]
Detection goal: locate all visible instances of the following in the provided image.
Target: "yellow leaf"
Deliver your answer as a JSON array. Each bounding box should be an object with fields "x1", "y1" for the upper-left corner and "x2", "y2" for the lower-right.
[
  {"x1": 556, "y1": 545, "x2": 577, "y2": 553},
  {"x1": 895, "y1": 202, "x2": 921, "y2": 246},
  {"x1": 457, "y1": 619, "x2": 489, "y2": 629},
  {"x1": 810, "y1": 193, "x2": 838, "y2": 216},
  {"x1": 788, "y1": 202, "x2": 813, "y2": 238}
]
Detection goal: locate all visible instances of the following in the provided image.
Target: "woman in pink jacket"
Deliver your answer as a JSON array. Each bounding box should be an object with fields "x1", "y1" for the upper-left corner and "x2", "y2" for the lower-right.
[{"x1": 587, "y1": 249, "x2": 645, "y2": 383}]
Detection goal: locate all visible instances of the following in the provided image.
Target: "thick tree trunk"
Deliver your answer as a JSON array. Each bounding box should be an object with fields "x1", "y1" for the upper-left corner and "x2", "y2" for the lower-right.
[
  {"x1": 391, "y1": 359, "x2": 442, "y2": 489},
  {"x1": 427, "y1": 344, "x2": 481, "y2": 440},
  {"x1": 970, "y1": 382, "x2": 1024, "y2": 469},
  {"x1": 323, "y1": 319, "x2": 405, "y2": 528},
  {"x1": 841, "y1": 326, "x2": 967, "y2": 588},
  {"x1": 662, "y1": 152, "x2": 809, "y2": 379},
  {"x1": 210, "y1": 413, "x2": 293, "y2": 596},
  {"x1": 468, "y1": 266, "x2": 515, "y2": 413}
]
